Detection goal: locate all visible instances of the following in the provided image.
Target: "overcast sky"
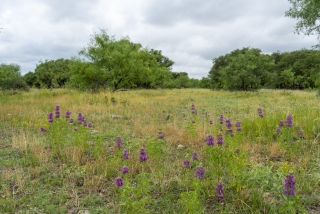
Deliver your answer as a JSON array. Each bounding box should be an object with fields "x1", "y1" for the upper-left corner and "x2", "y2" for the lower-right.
[{"x1": 0, "y1": 0, "x2": 318, "y2": 79}]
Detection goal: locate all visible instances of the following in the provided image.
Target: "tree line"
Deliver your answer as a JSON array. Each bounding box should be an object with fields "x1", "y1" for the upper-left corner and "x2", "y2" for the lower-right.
[
  {"x1": 208, "y1": 47, "x2": 320, "y2": 90},
  {"x1": 1, "y1": 31, "x2": 320, "y2": 92}
]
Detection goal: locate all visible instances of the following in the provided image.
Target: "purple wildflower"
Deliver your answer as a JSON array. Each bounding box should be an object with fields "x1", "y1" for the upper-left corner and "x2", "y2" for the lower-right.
[
  {"x1": 40, "y1": 127, "x2": 47, "y2": 132},
  {"x1": 298, "y1": 130, "x2": 304, "y2": 135},
  {"x1": 122, "y1": 149, "x2": 129, "y2": 160},
  {"x1": 279, "y1": 120, "x2": 284, "y2": 127},
  {"x1": 192, "y1": 120, "x2": 195, "y2": 123},
  {"x1": 276, "y1": 128, "x2": 281, "y2": 133},
  {"x1": 195, "y1": 167, "x2": 205, "y2": 179},
  {"x1": 48, "y1": 112, "x2": 53, "y2": 123},
  {"x1": 115, "y1": 136, "x2": 123, "y2": 148},
  {"x1": 65, "y1": 110, "x2": 71, "y2": 119},
  {"x1": 219, "y1": 114, "x2": 224, "y2": 124},
  {"x1": 258, "y1": 108, "x2": 264, "y2": 117},
  {"x1": 77, "y1": 113, "x2": 84, "y2": 124},
  {"x1": 236, "y1": 149, "x2": 240, "y2": 153},
  {"x1": 109, "y1": 147, "x2": 114, "y2": 153},
  {"x1": 158, "y1": 133, "x2": 164, "y2": 139},
  {"x1": 286, "y1": 115, "x2": 293, "y2": 127},
  {"x1": 88, "y1": 123, "x2": 93, "y2": 128},
  {"x1": 115, "y1": 177, "x2": 124, "y2": 187},
  {"x1": 121, "y1": 166, "x2": 129, "y2": 174},
  {"x1": 283, "y1": 174, "x2": 295, "y2": 196},
  {"x1": 209, "y1": 120, "x2": 213, "y2": 125},
  {"x1": 192, "y1": 109, "x2": 198, "y2": 114},
  {"x1": 191, "y1": 103, "x2": 195, "y2": 110},
  {"x1": 55, "y1": 105, "x2": 60, "y2": 118},
  {"x1": 192, "y1": 152, "x2": 199, "y2": 160},
  {"x1": 216, "y1": 183, "x2": 225, "y2": 203},
  {"x1": 183, "y1": 159, "x2": 191, "y2": 168},
  {"x1": 206, "y1": 135, "x2": 214, "y2": 146},
  {"x1": 139, "y1": 148, "x2": 148, "y2": 162},
  {"x1": 225, "y1": 118, "x2": 232, "y2": 128},
  {"x1": 217, "y1": 133, "x2": 224, "y2": 145},
  {"x1": 235, "y1": 121, "x2": 241, "y2": 131},
  {"x1": 69, "y1": 119, "x2": 74, "y2": 123},
  {"x1": 74, "y1": 127, "x2": 78, "y2": 131}
]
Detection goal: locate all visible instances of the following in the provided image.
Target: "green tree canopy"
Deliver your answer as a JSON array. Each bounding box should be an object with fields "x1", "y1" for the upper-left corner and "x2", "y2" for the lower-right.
[
  {"x1": 34, "y1": 58, "x2": 72, "y2": 88},
  {"x1": 285, "y1": 0, "x2": 320, "y2": 47},
  {"x1": 0, "y1": 63, "x2": 28, "y2": 90},
  {"x1": 208, "y1": 47, "x2": 274, "y2": 90},
  {"x1": 70, "y1": 30, "x2": 173, "y2": 91}
]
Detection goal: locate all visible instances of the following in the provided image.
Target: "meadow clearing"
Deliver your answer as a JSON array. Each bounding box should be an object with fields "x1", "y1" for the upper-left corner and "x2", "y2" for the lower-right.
[{"x1": 0, "y1": 88, "x2": 319, "y2": 213}]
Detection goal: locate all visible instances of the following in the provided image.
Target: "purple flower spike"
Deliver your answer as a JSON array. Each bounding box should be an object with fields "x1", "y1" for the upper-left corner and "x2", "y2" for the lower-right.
[
  {"x1": 283, "y1": 174, "x2": 295, "y2": 196},
  {"x1": 158, "y1": 133, "x2": 164, "y2": 139},
  {"x1": 235, "y1": 121, "x2": 241, "y2": 127},
  {"x1": 258, "y1": 108, "x2": 264, "y2": 117},
  {"x1": 286, "y1": 115, "x2": 293, "y2": 127},
  {"x1": 115, "y1": 177, "x2": 124, "y2": 187},
  {"x1": 217, "y1": 133, "x2": 224, "y2": 145},
  {"x1": 236, "y1": 127, "x2": 242, "y2": 132},
  {"x1": 48, "y1": 112, "x2": 53, "y2": 123},
  {"x1": 74, "y1": 127, "x2": 78, "y2": 131},
  {"x1": 69, "y1": 119, "x2": 74, "y2": 123},
  {"x1": 279, "y1": 120, "x2": 284, "y2": 127},
  {"x1": 298, "y1": 130, "x2": 303, "y2": 135},
  {"x1": 191, "y1": 103, "x2": 195, "y2": 110},
  {"x1": 219, "y1": 115, "x2": 224, "y2": 124},
  {"x1": 139, "y1": 148, "x2": 148, "y2": 162},
  {"x1": 206, "y1": 135, "x2": 214, "y2": 146},
  {"x1": 209, "y1": 120, "x2": 213, "y2": 125},
  {"x1": 225, "y1": 118, "x2": 232, "y2": 128},
  {"x1": 195, "y1": 167, "x2": 205, "y2": 179},
  {"x1": 216, "y1": 183, "x2": 225, "y2": 203},
  {"x1": 192, "y1": 152, "x2": 199, "y2": 160},
  {"x1": 183, "y1": 159, "x2": 191, "y2": 168},
  {"x1": 55, "y1": 105, "x2": 60, "y2": 118},
  {"x1": 122, "y1": 149, "x2": 129, "y2": 160},
  {"x1": 109, "y1": 147, "x2": 114, "y2": 153},
  {"x1": 66, "y1": 110, "x2": 71, "y2": 119},
  {"x1": 121, "y1": 166, "x2": 129, "y2": 174},
  {"x1": 88, "y1": 123, "x2": 93, "y2": 128},
  {"x1": 276, "y1": 128, "x2": 281, "y2": 133},
  {"x1": 115, "y1": 136, "x2": 123, "y2": 148},
  {"x1": 40, "y1": 127, "x2": 47, "y2": 132},
  {"x1": 77, "y1": 113, "x2": 84, "y2": 124}
]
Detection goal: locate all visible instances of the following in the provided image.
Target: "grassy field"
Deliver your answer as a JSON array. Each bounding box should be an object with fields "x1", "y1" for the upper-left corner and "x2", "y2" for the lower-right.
[{"x1": 0, "y1": 88, "x2": 319, "y2": 213}]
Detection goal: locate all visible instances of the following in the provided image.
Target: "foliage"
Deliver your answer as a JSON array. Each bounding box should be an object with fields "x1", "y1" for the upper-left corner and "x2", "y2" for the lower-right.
[
  {"x1": 71, "y1": 29, "x2": 173, "y2": 91},
  {"x1": 285, "y1": 0, "x2": 320, "y2": 47},
  {"x1": 0, "y1": 63, "x2": 28, "y2": 90},
  {"x1": 208, "y1": 47, "x2": 274, "y2": 90},
  {"x1": 23, "y1": 72, "x2": 38, "y2": 88},
  {"x1": 272, "y1": 49, "x2": 320, "y2": 89},
  {"x1": 34, "y1": 58, "x2": 72, "y2": 88}
]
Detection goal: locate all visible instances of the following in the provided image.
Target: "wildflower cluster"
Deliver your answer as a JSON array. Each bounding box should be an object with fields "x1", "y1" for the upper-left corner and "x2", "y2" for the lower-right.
[
  {"x1": 55, "y1": 105, "x2": 60, "y2": 118},
  {"x1": 258, "y1": 107, "x2": 264, "y2": 117},
  {"x1": 191, "y1": 103, "x2": 197, "y2": 114},
  {"x1": 139, "y1": 148, "x2": 148, "y2": 162},
  {"x1": 283, "y1": 174, "x2": 295, "y2": 196},
  {"x1": 195, "y1": 167, "x2": 205, "y2": 179},
  {"x1": 216, "y1": 183, "x2": 225, "y2": 203},
  {"x1": 206, "y1": 135, "x2": 214, "y2": 146}
]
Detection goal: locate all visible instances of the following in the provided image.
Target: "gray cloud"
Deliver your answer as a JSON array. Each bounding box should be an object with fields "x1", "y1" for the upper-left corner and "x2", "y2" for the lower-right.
[{"x1": 0, "y1": 0, "x2": 318, "y2": 79}]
